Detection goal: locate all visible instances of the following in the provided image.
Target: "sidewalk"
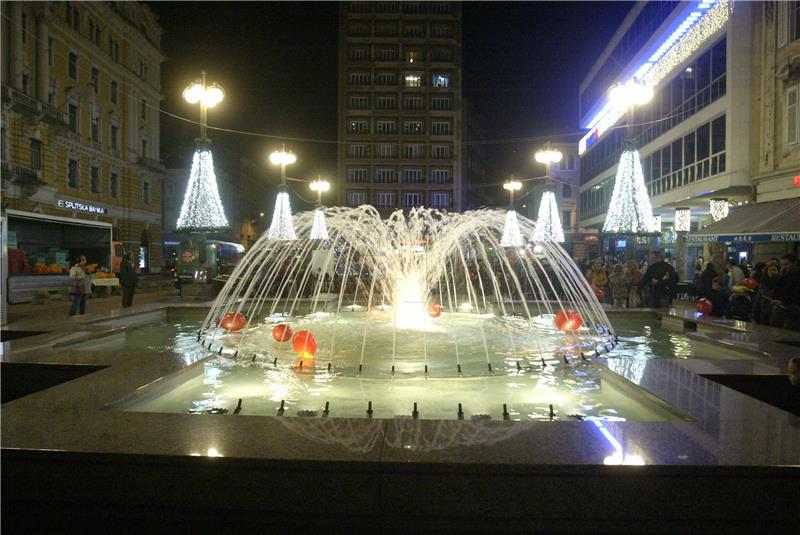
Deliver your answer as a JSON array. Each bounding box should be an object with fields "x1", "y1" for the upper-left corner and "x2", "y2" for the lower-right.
[{"x1": 4, "y1": 288, "x2": 180, "y2": 328}]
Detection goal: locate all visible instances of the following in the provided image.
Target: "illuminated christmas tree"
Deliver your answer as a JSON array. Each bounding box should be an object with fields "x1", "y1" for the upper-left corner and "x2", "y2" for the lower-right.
[
  {"x1": 268, "y1": 189, "x2": 297, "y2": 241},
  {"x1": 176, "y1": 147, "x2": 229, "y2": 232},
  {"x1": 602, "y1": 144, "x2": 657, "y2": 235},
  {"x1": 500, "y1": 210, "x2": 523, "y2": 247},
  {"x1": 533, "y1": 190, "x2": 565, "y2": 243}
]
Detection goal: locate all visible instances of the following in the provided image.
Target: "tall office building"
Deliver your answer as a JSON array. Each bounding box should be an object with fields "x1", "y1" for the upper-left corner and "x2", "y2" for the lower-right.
[{"x1": 337, "y1": 1, "x2": 463, "y2": 214}]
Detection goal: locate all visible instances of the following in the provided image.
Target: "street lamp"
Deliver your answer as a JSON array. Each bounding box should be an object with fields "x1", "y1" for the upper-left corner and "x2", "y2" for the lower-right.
[
  {"x1": 267, "y1": 145, "x2": 298, "y2": 241},
  {"x1": 309, "y1": 177, "x2": 331, "y2": 240},
  {"x1": 183, "y1": 71, "x2": 224, "y2": 141},
  {"x1": 533, "y1": 143, "x2": 565, "y2": 243},
  {"x1": 502, "y1": 179, "x2": 522, "y2": 207}
]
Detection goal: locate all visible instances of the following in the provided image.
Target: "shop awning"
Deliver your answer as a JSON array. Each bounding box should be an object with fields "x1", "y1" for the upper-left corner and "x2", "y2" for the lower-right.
[{"x1": 686, "y1": 199, "x2": 800, "y2": 243}]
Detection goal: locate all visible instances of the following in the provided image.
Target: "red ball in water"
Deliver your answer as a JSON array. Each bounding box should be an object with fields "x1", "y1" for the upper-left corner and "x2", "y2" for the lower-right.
[
  {"x1": 272, "y1": 323, "x2": 293, "y2": 342},
  {"x1": 696, "y1": 298, "x2": 713, "y2": 315},
  {"x1": 555, "y1": 310, "x2": 583, "y2": 332},
  {"x1": 428, "y1": 303, "x2": 443, "y2": 318},
  {"x1": 743, "y1": 278, "x2": 759, "y2": 290},
  {"x1": 292, "y1": 330, "x2": 317, "y2": 359},
  {"x1": 219, "y1": 312, "x2": 246, "y2": 332}
]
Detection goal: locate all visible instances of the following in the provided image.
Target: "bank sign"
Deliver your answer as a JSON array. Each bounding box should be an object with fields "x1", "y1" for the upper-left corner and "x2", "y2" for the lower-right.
[
  {"x1": 687, "y1": 233, "x2": 800, "y2": 243},
  {"x1": 57, "y1": 198, "x2": 107, "y2": 215}
]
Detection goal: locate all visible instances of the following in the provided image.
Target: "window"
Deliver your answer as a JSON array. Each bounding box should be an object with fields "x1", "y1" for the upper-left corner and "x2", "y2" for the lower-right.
[
  {"x1": 91, "y1": 114, "x2": 99, "y2": 142},
  {"x1": 430, "y1": 192, "x2": 450, "y2": 209},
  {"x1": 567, "y1": 154, "x2": 576, "y2": 170},
  {"x1": 430, "y1": 168, "x2": 451, "y2": 184},
  {"x1": 110, "y1": 124, "x2": 118, "y2": 150},
  {"x1": 110, "y1": 80, "x2": 118, "y2": 104},
  {"x1": 431, "y1": 144, "x2": 450, "y2": 159},
  {"x1": 68, "y1": 103, "x2": 78, "y2": 133},
  {"x1": 375, "y1": 21, "x2": 398, "y2": 37},
  {"x1": 91, "y1": 68, "x2": 99, "y2": 92},
  {"x1": 404, "y1": 96, "x2": 424, "y2": 110},
  {"x1": 140, "y1": 61, "x2": 148, "y2": 82},
  {"x1": 562, "y1": 184, "x2": 572, "y2": 198},
  {"x1": 349, "y1": 72, "x2": 371, "y2": 85},
  {"x1": 66, "y1": 3, "x2": 80, "y2": 32},
  {"x1": 109, "y1": 35, "x2": 120, "y2": 61},
  {"x1": 402, "y1": 168, "x2": 423, "y2": 183},
  {"x1": 0, "y1": 127, "x2": 6, "y2": 164},
  {"x1": 67, "y1": 159, "x2": 78, "y2": 188},
  {"x1": 404, "y1": 144, "x2": 421, "y2": 158},
  {"x1": 140, "y1": 99, "x2": 146, "y2": 120},
  {"x1": 788, "y1": 1, "x2": 800, "y2": 43},
  {"x1": 403, "y1": 192, "x2": 422, "y2": 208},
  {"x1": 375, "y1": 168, "x2": 396, "y2": 183},
  {"x1": 405, "y1": 49, "x2": 423, "y2": 63},
  {"x1": 21, "y1": 74, "x2": 29, "y2": 95},
  {"x1": 431, "y1": 96, "x2": 451, "y2": 110},
  {"x1": 48, "y1": 80, "x2": 57, "y2": 106},
  {"x1": 712, "y1": 115, "x2": 726, "y2": 154},
  {"x1": 348, "y1": 21, "x2": 370, "y2": 37},
  {"x1": 432, "y1": 74, "x2": 450, "y2": 88},
  {"x1": 375, "y1": 2, "x2": 397, "y2": 13},
  {"x1": 68, "y1": 52, "x2": 78, "y2": 79},
  {"x1": 431, "y1": 47, "x2": 454, "y2": 62},
  {"x1": 374, "y1": 191, "x2": 395, "y2": 208},
  {"x1": 562, "y1": 210, "x2": 571, "y2": 227},
  {"x1": 349, "y1": 191, "x2": 366, "y2": 206},
  {"x1": 141, "y1": 139, "x2": 147, "y2": 158},
  {"x1": 348, "y1": 47, "x2": 369, "y2": 61},
  {"x1": 347, "y1": 168, "x2": 369, "y2": 183},
  {"x1": 30, "y1": 138, "x2": 42, "y2": 170},
  {"x1": 403, "y1": 23, "x2": 425, "y2": 38},
  {"x1": 48, "y1": 38, "x2": 53, "y2": 66},
  {"x1": 142, "y1": 181, "x2": 150, "y2": 204},
  {"x1": 375, "y1": 71, "x2": 397, "y2": 85},
  {"x1": 404, "y1": 120, "x2": 423, "y2": 134},
  {"x1": 349, "y1": 119, "x2": 369, "y2": 134},
  {"x1": 376, "y1": 47, "x2": 398, "y2": 61},
  {"x1": 430, "y1": 120, "x2": 451, "y2": 135},
  {"x1": 349, "y1": 95, "x2": 369, "y2": 109},
  {"x1": 348, "y1": 144, "x2": 368, "y2": 158},
  {"x1": 404, "y1": 74, "x2": 422, "y2": 88},
  {"x1": 90, "y1": 166, "x2": 100, "y2": 193},
  {"x1": 430, "y1": 2, "x2": 451, "y2": 14},
  {"x1": 376, "y1": 143, "x2": 397, "y2": 158},
  {"x1": 376, "y1": 120, "x2": 396, "y2": 134},
  {"x1": 109, "y1": 172, "x2": 119, "y2": 198},
  {"x1": 376, "y1": 95, "x2": 397, "y2": 109},
  {"x1": 402, "y1": 2, "x2": 427, "y2": 14},
  {"x1": 21, "y1": 12, "x2": 27, "y2": 43},
  {"x1": 786, "y1": 85, "x2": 799, "y2": 145}
]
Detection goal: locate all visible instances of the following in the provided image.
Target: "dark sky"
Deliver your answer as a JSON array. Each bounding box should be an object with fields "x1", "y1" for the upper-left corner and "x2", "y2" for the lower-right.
[{"x1": 151, "y1": 1, "x2": 633, "y2": 183}]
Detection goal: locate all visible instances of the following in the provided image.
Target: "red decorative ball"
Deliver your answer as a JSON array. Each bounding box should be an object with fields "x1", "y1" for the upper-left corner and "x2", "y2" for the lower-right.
[
  {"x1": 428, "y1": 303, "x2": 442, "y2": 318},
  {"x1": 554, "y1": 310, "x2": 583, "y2": 332},
  {"x1": 272, "y1": 323, "x2": 293, "y2": 342},
  {"x1": 696, "y1": 298, "x2": 713, "y2": 315},
  {"x1": 292, "y1": 330, "x2": 317, "y2": 359},
  {"x1": 219, "y1": 312, "x2": 246, "y2": 332},
  {"x1": 743, "y1": 278, "x2": 759, "y2": 290}
]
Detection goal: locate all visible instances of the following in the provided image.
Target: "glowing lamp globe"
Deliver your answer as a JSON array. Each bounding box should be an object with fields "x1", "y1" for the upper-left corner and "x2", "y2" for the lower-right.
[
  {"x1": 203, "y1": 83, "x2": 224, "y2": 108},
  {"x1": 219, "y1": 312, "x2": 246, "y2": 332},
  {"x1": 696, "y1": 298, "x2": 713, "y2": 315},
  {"x1": 272, "y1": 323, "x2": 293, "y2": 342},
  {"x1": 428, "y1": 303, "x2": 443, "y2": 318},
  {"x1": 182, "y1": 82, "x2": 204, "y2": 104},
  {"x1": 292, "y1": 330, "x2": 317, "y2": 359},
  {"x1": 743, "y1": 278, "x2": 758, "y2": 290}
]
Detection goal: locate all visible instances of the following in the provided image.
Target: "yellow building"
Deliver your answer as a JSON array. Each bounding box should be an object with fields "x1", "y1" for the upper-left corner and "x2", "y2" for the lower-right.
[{"x1": 1, "y1": 1, "x2": 164, "y2": 270}]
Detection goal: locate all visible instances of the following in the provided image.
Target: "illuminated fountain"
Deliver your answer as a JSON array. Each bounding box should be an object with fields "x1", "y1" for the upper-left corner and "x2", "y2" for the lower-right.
[{"x1": 188, "y1": 206, "x2": 622, "y2": 420}]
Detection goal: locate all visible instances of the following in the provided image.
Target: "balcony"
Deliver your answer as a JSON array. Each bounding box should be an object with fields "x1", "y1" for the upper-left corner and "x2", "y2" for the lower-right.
[
  {"x1": 138, "y1": 157, "x2": 165, "y2": 172},
  {"x1": 2, "y1": 84, "x2": 68, "y2": 130}
]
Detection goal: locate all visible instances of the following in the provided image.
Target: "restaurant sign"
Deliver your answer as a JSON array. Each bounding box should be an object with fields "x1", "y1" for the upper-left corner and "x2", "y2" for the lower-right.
[{"x1": 687, "y1": 233, "x2": 800, "y2": 243}]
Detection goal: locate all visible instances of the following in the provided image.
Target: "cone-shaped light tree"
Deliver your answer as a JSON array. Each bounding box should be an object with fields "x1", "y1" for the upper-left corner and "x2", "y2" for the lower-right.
[
  {"x1": 601, "y1": 144, "x2": 657, "y2": 235},
  {"x1": 500, "y1": 179, "x2": 523, "y2": 247},
  {"x1": 534, "y1": 190, "x2": 565, "y2": 242},
  {"x1": 309, "y1": 178, "x2": 330, "y2": 240},
  {"x1": 268, "y1": 147, "x2": 298, "y2": 241}
]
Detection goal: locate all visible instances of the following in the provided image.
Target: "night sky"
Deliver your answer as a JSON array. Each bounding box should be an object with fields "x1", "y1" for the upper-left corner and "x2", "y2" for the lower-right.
[{"x1": 151, "y1": 1, "x2": 633, "y2": 184}]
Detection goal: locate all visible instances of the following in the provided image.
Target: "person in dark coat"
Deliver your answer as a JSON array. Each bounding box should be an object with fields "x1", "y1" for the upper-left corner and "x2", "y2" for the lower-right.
[
  {"x1": 119, "y1": 252, "x2": 138, "y2": 308},
  {"x1": 698, "y1": 263, "x2": 717, "y2": 298},
  {"x1": 706, "y1": 278, "x2": 726, "y2": 317},
  {"x1": 639, "y1": 251, "x2": 678, "y2": 308},
  {"x1": 753, "y1": 263, "x2": 780, "y2": 325}
]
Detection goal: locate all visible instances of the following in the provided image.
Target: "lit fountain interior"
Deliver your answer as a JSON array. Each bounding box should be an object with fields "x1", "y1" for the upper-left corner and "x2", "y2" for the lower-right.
[{"x1": 139, "y1": 205, "x2": 654, "y2": 422}]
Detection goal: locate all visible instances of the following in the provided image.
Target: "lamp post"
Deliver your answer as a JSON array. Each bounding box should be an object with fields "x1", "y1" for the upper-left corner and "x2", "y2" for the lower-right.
[
  {"x1": 309, "y1": 177, "x2": 331, "y2": 240},
  {"x1": 533, "y1": 144, "x2": 565, "y2": 243},
  {"x1": 182, "y1": 71, "x2": 224, "y2": 142},
  {"x1": 175, "y1": 71, "x2": 228, "y2": 233},
  {"x1": 502, "y1": 179, "x2": 522, "y2": 208},
  {"x1": 267, "y1": 146, "x2": 298, "y2": 241}
]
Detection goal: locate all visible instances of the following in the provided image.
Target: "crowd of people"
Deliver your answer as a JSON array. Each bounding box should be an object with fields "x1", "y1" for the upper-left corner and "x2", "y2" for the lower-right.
[{"x1": 577, "y1": 251, "x2": 800, "y2": 331}]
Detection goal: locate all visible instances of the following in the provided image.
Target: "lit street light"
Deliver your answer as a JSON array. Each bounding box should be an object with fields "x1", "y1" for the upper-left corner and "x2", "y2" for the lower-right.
[
  {"x1": 309, "y1": 177, "x2": 331, "y2": 241},
  {"x1": 267, "y1": 145, "x2": 299, "y2": 241},
  {"x1": 183, "y1": 71, "x2": 224, "y2": 141},
  {"x1": 533, "y1": 143, "x2": 565, "y2": 243},
  {"x1": 502, "y1": 179, "x2": 522, "y2": 208}
]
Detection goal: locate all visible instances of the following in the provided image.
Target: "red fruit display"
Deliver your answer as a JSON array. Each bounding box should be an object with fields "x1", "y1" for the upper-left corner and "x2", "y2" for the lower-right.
[
  {"x1": 272, "y1": 323, "x2": 293, "y2": 342},
  {"x1": 292, "y1": 330, "x2": 317, "y2": 358},
  {"x1": 219, "y1": 312, "x2": 246, "y2": 332}
]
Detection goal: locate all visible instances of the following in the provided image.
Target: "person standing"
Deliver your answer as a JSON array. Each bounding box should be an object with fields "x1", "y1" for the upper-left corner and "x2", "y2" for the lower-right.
[
  {"x1": 624, "y1": 260, "x2": 642, "y2": 308},
  {"x1": 640, "y1": 251, "x2": 678, "y2": 308},
  {"x1": 119, "y1": 252, "x2": 138, "y2": 308},
  {"x1": 609, "y1": 263, "x2": 629, "y2": 309},
  {"x1": 727, "y1": 260, "x2": 746, "y2": 288},
  {"x1": 68, "y1": 256, "x2": 90, "y2": 316}
]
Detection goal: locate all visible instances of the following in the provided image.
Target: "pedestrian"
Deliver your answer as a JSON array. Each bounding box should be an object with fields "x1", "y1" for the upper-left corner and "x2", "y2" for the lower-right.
[
  {"x1": 609, "y1": 263, "x2": 628, "y2": 309},
  {"x1": 624, "y1": 260, "x2": 642, "y2": 307},
  {"x1": 727, "y1": 260, "x2": 746, "y2": 288},
  {"x1": 770, "y1": 254, "x2": 800, "y2": 330},
  {"x1": 706, "y1": 277, "x2": 726, "y2": 317},
  {"x1": 639, "y1": 250, "x2": 678, "y2": 308},
  {"x1": 587, "y1": 261, "x2": 608, "y2": 301},
  {"x1": 119, "y1": 251, "x2": 138, "y2": 307},
  {"x1": 753, "y1": 262, "x2": 780, "y2": 325},
  {"x1": 698, "y1": 263, "x2": 718, "y2": 298},
  {"x1": 68, "y1": 255, "x2": 91, "y2": 316}
]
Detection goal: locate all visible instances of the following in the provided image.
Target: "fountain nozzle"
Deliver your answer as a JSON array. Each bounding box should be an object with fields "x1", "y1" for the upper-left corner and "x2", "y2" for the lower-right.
[
  {"x1": 502, "y1": 404, "x2": 510, "y2": 420},
  {"x1": 412, "y1": 402, "x2": 419, "y2": 419},
  {"x1": 549, "y1": 404, "x2": 555, "y2": 420},
  {"x1": 233, "y1": 398, "x2": 242, "y2": 414},
  {"x1": 367, "y1": 401, "x2": 373, "y2": 418},
  {"x1": 458, "y1": 403, "x2": 464, "y2": 420},
  {"x1": 277, "y1": 400, "x2": 285, "y2": 416}
]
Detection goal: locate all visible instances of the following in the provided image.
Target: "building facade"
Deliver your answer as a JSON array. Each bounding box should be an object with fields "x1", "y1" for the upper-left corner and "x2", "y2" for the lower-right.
[
  {"x1": 1, "y1": 1, "x2": 164, "y2": 269},
  {"x1": 337, "y1": 1, "x2": 463, "y2": 214},
  {"x1": 577, "y1": 1, "x2": 753, "y2": 248}
]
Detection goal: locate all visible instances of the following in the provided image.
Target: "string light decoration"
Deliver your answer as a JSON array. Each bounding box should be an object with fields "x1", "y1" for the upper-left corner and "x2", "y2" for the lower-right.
[
  {"x1": 709, "y1": 198, "x2": 729, "y2": 222},
  {"x1": 500, "y1": 210, "x2": 523, "y2": 247},
  {"x1": 268, "y1": 190, "x2": 297, "y2": 241},
  {"x1": 176, "y1": 149, "x2": 229, "y2": 232},
  {"x1": 652, "y1": 215, "x2": 662, "y2": 231},
  {"x1": 602, "y1": 147, "x2": 657, "y2": 235},
  {"x1": 533, "y1": 190, "x2": 565, "y2": 242},
  {"x1": 674, "y1": 207, "x2": 691, "y2": 232},
  {"x1": 310, "y1": 208, "x2": 329, "y2": 240}
]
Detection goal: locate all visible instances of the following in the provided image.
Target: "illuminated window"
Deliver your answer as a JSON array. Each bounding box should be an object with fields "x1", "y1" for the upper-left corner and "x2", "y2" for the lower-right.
[
  {"x1": 374, "y1": 191, "x2": 395, "y2": 207},
  {"x1": 404, "y1": 74, "x2": 422, "y2": 88},
  {"x1": 404, "y1": 120, "x2": 424, "y2": 134},
  {"x1": 403, "y1": 192, "x2": 422, "y2": 208},
  {"x1": 374, "y1": 168, "x2": 396, "y2": 183},
  {"x1": 402, "y1": 168, "x2": 423, "y2": 183},
  {"x1": 349, "y1": 191, "x2": 366, "y2": 206},
  {"x1": 430, "y1": 168, "x2": 451, "y2": 184},
  {"x1": 347, "y1": 168, "x2": 369, "y2": 183},
  {"x1": 432, "y1": 74, "x2": 449, "y2": 88},
  {"x1": 349, "y1": 119, "x2": 369, "y2": 133},
  {"x1": 430, "y1": 192, "x2": 450, "y2": 209}
]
